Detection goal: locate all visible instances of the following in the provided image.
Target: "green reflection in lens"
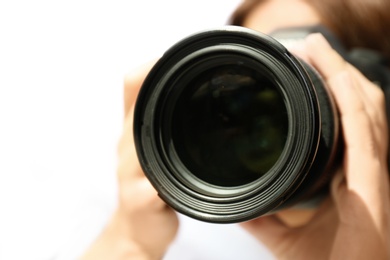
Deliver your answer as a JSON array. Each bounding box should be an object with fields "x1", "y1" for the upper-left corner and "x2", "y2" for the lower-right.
[{"x1": 172, "y1": 64, "x2": 288, "y2": 187}]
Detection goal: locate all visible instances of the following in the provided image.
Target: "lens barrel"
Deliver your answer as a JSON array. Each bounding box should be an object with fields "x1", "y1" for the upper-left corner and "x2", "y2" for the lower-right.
[{"x1": 133, "y1": 26, "x2": 339, "y2": 223}]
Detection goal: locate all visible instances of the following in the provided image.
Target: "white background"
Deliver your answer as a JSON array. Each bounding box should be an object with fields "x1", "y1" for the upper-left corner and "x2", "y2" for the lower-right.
[{"x1": 0, "y1": 1, "x2": 274, "y2": 259}]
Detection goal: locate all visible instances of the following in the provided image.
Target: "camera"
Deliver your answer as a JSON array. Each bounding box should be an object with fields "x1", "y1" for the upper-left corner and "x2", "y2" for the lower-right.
[{"x1": 133, "y1": 26, "x2": 390, "y2": 223}]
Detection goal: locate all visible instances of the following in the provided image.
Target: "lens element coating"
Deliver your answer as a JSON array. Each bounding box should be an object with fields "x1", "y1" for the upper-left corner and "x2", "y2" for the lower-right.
[{"x1": 172, "y1": 64, "x2": 288, "y2": 187}]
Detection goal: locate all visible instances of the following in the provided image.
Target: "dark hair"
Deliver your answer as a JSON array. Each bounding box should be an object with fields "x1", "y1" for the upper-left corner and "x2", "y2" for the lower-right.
[{"x1": 229, "y1": 0, "x2": 390, "y2": 60}]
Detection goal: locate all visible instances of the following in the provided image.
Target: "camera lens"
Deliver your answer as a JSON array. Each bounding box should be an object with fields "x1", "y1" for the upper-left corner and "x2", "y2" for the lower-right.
[
  {"x1": 133, "y1": 26, "x2": 339, "y2": 223},
  {"x1": 172, "y1": 64, "x2": 288, "y2": 187}
]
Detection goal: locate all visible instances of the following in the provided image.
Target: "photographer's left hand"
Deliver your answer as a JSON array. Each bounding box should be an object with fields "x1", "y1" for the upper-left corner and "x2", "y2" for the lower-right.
[{"x1": 81, "y1": 61, "x2": 179, "y2": 260}]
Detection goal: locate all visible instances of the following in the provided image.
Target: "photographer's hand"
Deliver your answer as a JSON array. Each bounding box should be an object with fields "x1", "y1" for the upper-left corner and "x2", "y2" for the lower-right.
[
  {"x1": 241, "y1": 34, "x2": 390, "y2": 260},
  {"x1": 81, "y1": 61, "x2": 179, "y2": 260}
]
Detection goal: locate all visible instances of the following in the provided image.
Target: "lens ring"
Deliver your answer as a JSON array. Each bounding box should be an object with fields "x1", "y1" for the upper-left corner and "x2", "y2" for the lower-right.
[
  {"x1": 134, "y1": 26, "x2": 321, "y2": 223},
  {"x1": 158, "y1": 47, "x2": 290, "y2": 194}
]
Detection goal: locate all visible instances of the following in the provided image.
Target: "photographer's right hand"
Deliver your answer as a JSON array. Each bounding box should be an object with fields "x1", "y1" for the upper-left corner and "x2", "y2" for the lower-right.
[{"x1": 241, "y1": 34, "x2": 390, "y2": 260}]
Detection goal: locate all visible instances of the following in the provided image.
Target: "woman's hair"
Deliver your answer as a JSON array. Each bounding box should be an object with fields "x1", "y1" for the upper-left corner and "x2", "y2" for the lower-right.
[{"x1": 229, "y1": 0, "x2": 390, "y2": 60}]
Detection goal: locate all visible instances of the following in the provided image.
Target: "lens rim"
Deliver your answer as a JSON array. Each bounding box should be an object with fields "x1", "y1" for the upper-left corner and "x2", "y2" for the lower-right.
[
  {"x1": 167, "y1": 55, "x2": 290, "y2": 188},
  {"x1": 134, "y1": 26, "x2": 321, "y2": 223},
  {"x1": 158, "y1": 48, "x2": 291, "y2": 195}
]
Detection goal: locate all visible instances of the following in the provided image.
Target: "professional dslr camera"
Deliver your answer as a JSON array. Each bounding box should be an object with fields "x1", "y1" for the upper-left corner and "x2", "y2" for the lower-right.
[{"x1": 133, "y1": 26, "x2": 390, "y2": 223}]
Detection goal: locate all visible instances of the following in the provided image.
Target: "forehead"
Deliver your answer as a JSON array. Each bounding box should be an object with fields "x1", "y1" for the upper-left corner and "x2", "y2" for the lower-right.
[{"x1": 243, "y1": 0, "x2": 321, "y2": 33}]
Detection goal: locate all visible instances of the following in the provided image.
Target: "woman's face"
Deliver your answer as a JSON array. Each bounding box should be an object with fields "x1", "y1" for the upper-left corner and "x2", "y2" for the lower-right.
[{"x1": 242, "y1": 0, "x2": 321, "y2": 34}]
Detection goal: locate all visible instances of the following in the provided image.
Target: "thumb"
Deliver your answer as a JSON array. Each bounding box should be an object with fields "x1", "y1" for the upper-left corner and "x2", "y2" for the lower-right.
[{"x1": 123, "y1": 60, "x2": 156, "y2": 117}]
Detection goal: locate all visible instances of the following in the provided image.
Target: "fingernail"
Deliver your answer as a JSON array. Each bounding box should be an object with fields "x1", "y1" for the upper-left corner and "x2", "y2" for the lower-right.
[{"x1": 306, "y1": 33, "x2": 331, "y2": 49}]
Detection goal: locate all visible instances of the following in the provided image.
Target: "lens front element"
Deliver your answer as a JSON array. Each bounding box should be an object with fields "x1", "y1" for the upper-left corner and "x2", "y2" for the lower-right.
[{"x1": 172, "y1": 64, "x2": 288, "y2": 187}]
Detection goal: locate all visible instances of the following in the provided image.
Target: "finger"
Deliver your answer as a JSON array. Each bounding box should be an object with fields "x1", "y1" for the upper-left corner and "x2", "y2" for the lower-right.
[
  {"x1": 305, "y1": 33, "x2": 349, "y2": 81},
  {"x1": 117, "y1": 105, "x2": 144, "y2": 180},
  {"x1": 275, "y1": 208, "x2": 317, "y2": 227},
  {"x1": 117, "y1": 140, "x2": 144, "y2": 181},
  {"x1": 120, "y1": 178, "x2": 167, "y2": 212},
  {"x1": 305, "y1": 35, "x2": 373, "y2": 149},
  {"x1": 305, "y1": 34, "x2": 382, "y2": 192},
  {"x1": 241, "y1": 215, "x2": 290, "y2": 252},
  {"x1": 305, "y1": 33, "x2": 384, "y2": 133},
  {"x1": 123, "y1": 60, "x2": 156, "y2": 117},
  {"x1": 118, "y1": 104, "x2": 135, "y2": 154},
  {"x1": 288, "y1": 41, "x2": 310, "y2": 64},
  {"x1": 306, "y1": 34, "x2": 372, "y2": 153},
  {"x1": 349, "y1": 66, "x2": 385, "y2": 109},
  {"x1": 287, "y1": 37, "x2": 385, "y2": 159},
  {"x1": 345, "y1": 69, "x2": 383, "y2": 154},
  {"x1": 348, "y1": 67, "x2": 388, "y2": 159},
  {"x1": 305, "y1": 34, "x2": 390, "y2": 231},
  {"x1": 330, "y1": 167, "x2": 346, "y2": 201}
]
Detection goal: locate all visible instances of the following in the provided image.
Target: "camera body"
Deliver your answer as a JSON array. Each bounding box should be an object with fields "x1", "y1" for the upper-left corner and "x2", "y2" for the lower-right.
[{"x1": 133, "y1": 26, "x2": 390, "y2": 223}]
